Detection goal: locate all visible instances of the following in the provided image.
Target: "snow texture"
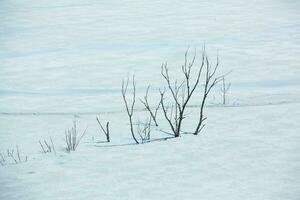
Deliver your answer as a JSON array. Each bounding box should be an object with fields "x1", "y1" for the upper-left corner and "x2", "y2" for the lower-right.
[{"x1": 0, "y1": 0, "x2": 300, "y2": 199}]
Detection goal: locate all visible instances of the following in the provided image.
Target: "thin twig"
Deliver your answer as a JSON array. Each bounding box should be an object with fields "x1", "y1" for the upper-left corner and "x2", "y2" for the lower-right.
[
  {"x1": 96, "y1": 116, "x2": 110, "y2": 142},
  {"x1": 140, "y1": 85, "x2": 160, "y2": 126}
]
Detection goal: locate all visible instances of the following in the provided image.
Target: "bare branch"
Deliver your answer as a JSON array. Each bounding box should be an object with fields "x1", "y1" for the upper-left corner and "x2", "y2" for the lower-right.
[
  {"x1": 219, "y1": 75, "x2": 231, "y2": 105},
  {"x1": 122, "y1": 76, "x2": 139, "y2": 144},
  {"x1": 194, "y1": 53, "x2": 221, "y2": 135},
  {"x1": 140, "y1": 85, "x2": 160, "y2": 126},
  {"x1": 159, "y1": 89, "x2": 176, "y2": 135}
]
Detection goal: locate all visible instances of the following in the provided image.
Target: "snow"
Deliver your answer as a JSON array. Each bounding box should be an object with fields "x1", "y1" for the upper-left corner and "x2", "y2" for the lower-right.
[
  {"x1": 1, "y1": 0, "x2": 300, "y2": 199},
  {"x1": 1, "y1": 103, "x2": 300, "y2": 200}
]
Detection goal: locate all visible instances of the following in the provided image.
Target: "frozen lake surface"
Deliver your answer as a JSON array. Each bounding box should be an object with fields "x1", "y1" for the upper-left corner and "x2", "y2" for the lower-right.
[{"x1": 0, "y1": 0, "x2": 300, "y2": 199}]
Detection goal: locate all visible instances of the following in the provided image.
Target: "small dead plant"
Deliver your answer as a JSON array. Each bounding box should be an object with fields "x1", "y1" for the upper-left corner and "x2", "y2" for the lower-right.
[
  {"x1": 96, "y1": 116, "x2": 110, "y2": 142},
  {"x1": 137, "y1": 118, "x2": 152, "y2": 144},
  {"x1": 3, "y1": 145, "x2": 28, "y2": 165},
  {"x1": 65, "y1": 120, "x2": 88, "y2": 152},
  {"x1": 219, "y1": 75, "x2": 231, "y2": 105},
  {"x1": 39, "y1": 137, "x2": 56, "y2": 155}
]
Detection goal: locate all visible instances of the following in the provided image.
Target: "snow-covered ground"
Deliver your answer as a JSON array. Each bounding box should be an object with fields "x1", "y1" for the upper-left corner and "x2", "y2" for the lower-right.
[{"x1": 1, "y1": 0, "x2": 300, "y2": 199}]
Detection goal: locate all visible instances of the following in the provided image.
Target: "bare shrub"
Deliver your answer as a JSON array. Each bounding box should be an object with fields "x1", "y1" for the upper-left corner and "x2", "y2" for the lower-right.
[
  {"x1": 140, "y1": 85, "x2": 160, "y2": 126},
  {"x1": 96, "y1": 116, "x2": 110, "y2": 142},
  {"x1": 137, "y1": 118, "x2": 152, "y2": 144},
  {"x1": 159, "y1": 49, "x2": 201, "y2": 137},
  {"x1": 65, "y1": 120, "x2": 88, "y2": 152},
  {"x1": 159, "y1": 48, "x2": 222, "y2": 137},
  {"x1": 39, "y1": 137, "x2": 56, "y2": 155},
  {"x1": 121, "y1": 76, "x2": 139, "y2": 144},
  {"x1": 6, "y1": 145, "x2": 28, "y2": 164}
]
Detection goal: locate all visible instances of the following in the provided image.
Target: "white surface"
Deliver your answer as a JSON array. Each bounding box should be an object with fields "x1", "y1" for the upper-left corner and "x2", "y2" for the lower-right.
[
  {"x1": 1, "y1": 0, "x2": 300, "y2": 113},
  {"x1": 1, "y1": 103, "x2": 300, "y2": 200},
  {"x1": 0, "y1": 0, "x2": 300, "y2": 199}
]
